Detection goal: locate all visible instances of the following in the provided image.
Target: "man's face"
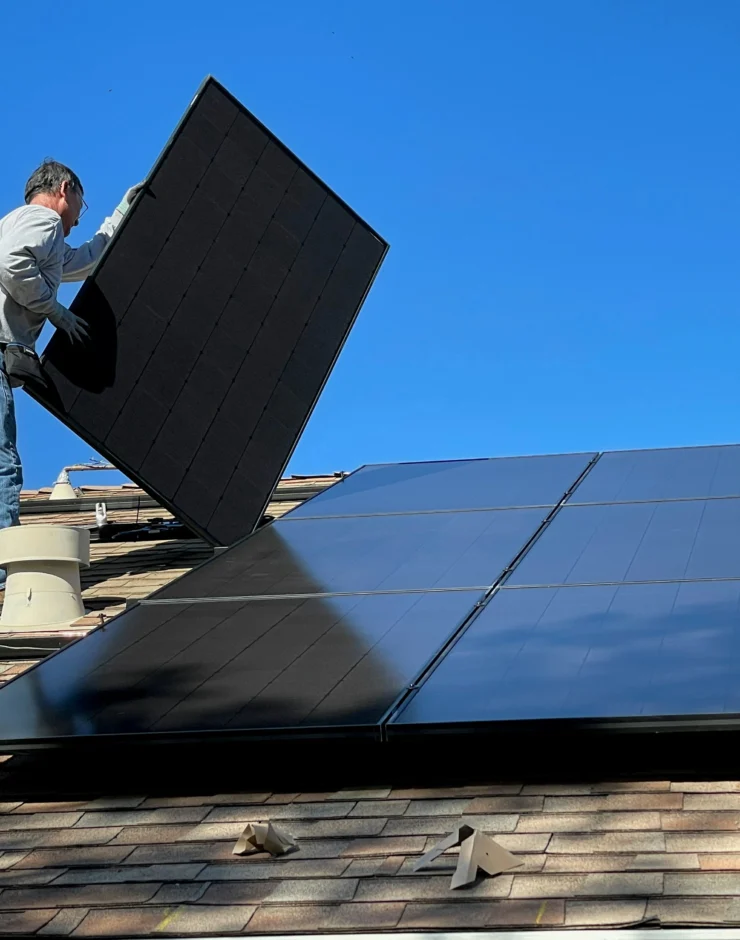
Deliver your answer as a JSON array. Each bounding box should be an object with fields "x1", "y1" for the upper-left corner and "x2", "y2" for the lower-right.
[{"x1": 58, "y1": 180, "x2": 86, "y2": 236}]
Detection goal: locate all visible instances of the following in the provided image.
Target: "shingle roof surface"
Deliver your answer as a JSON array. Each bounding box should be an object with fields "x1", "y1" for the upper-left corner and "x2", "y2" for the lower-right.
[{"x1": 0, "y1": 780, "x2": 739, "y2": 934}]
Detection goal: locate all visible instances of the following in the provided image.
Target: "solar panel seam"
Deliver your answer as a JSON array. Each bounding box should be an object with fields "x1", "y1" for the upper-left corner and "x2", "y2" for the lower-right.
[
  {"x1": 294, "y1": 592, "x2": 432, "y2": 726},
  {"x1": 129, "y1": 459, "x2": 596, "y2": 606},
  {"x1": 568, "y1": 494, "x2": 740, "y2": 506},
  {"x1": 280, "y1": 505, "x2": 556, "y2": 520},
  {"x1": 681, "y1": 498, "x2": 710, "y2": 580},
  {"x1": 620, "y1": 499, "x2": 660, "y2": 584},
  {"x1": 378, "y1": 452, "x2": 603, "y2": 729},
  {"x1": 500, "y1": 576, "x2": 740, "y2": 589},
  {"x1": 139, "y1": 585, "x2": 492, "y2": 605},
  {"x1": 358, "y1": 452, "x2": 599, "y2": 470},
  {"x1": 151, "y1": 508, "x2": 551, "y2": 599}
]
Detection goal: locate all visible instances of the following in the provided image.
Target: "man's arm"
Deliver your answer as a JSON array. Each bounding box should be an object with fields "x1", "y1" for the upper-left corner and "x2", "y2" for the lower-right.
[
  {"x1": 61, "y1": 183, "x2": 146, "y2": 283},
  {"x1": 60, "y1": 210, "x2": 123, "y2": 282},
  {"x1": 0, "y1": 210, "x2": 68, "y2": 319}
]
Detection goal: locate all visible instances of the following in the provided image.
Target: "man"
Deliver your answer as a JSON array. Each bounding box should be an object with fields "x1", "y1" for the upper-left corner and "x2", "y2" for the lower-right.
[{"x1": 0, "y1": 160, "x2": 143, "y2": 580}]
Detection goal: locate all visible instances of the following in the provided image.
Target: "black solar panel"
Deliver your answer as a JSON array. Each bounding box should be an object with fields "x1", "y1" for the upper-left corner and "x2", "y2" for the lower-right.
[
  {"x1": 290, "y1": 453, "x2": 596, "y2": 517},
  {"x1": 508, "y1": 498, "x2": 740, "y2": 586},
  {"x1": 391, "y1": 445, "x2": 740, "y2": 739},
  {"x1": 155, "y1": 508, "x2": 549, "y2": 599},
  {"x1": 568, "y1": 445, "x2": 740, "y2": 504},
  {"x1": 30, "y1": 78, "x2": 387, "y2": 545},
  {"x1": 392, "y1": 580, "x2": 740, "y2": 726},
  {"x1": 0, "y1": 591, "x2": 481, "y2": 744}
]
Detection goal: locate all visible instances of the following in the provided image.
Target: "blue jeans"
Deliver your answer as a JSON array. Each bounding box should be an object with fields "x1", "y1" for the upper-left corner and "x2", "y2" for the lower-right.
[{"x1": 0, "y1": 370, "x2": 22, "y2": 588}]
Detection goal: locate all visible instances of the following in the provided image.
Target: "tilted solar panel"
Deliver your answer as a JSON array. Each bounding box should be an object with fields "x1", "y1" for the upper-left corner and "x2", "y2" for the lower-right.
[{"x1": 29, "y1": 77, "x2": 388, "y2": 545}]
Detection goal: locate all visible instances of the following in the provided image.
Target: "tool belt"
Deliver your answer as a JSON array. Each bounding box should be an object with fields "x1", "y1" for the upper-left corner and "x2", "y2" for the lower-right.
[{"x1": 1, "y1": 343, "x2": 46, "y2": 390}]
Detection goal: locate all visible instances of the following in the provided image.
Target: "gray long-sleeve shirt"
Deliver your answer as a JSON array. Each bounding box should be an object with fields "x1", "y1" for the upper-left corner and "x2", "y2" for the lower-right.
[{"x1": 0, "y1": 204, "x2": 123, "y2": 349}]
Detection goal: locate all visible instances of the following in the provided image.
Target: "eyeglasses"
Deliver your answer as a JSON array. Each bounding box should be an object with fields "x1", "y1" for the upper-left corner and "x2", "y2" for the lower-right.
[{"x1": 78, "y1": 193, "x2": 89, "y2": 220}]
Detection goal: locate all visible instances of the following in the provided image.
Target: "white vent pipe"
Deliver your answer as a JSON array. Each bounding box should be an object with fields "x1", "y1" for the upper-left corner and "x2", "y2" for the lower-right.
[
  {"x1": 49, "y1": 469, "x2": 77, "y2": 501},
  {"x1": 48, "y1": 462, "x2": 117, "y2": 501},
  {"x1": 0, "y1": 525, "x2": 90, "y2": 632}
]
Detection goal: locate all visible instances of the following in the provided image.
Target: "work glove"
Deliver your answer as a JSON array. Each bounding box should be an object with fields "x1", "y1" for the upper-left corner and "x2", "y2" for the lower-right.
[
  {"x1": 116, "y1": 182, "x2": 146, "y2": 215},
  {"x1": 50, "y1": 305, "x2": 89, "y2": 344}
]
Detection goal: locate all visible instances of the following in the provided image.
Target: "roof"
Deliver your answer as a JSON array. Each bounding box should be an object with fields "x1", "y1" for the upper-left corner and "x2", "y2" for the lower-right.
[
  {"x1": 0, "y1": 778, "x2": 738, "y2": 934},
  {"x1": 2, "y1": 470, "x2": 740, "y2": 934}
]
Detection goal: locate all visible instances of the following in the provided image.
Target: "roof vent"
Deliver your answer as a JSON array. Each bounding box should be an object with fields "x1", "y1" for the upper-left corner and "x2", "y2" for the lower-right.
[
  {"x1": 48, "y1": 461, "x2": 117, "y2": 501},
  {"x1": 49, "y1": 469, "x2": 77, "y2": 501},
  {"x1": 0, "y1": 525, "x2": 90, "y2": 632}
]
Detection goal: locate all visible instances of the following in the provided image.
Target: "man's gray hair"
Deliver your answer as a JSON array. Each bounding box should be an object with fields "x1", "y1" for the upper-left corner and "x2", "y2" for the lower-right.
[{"x1": 24, "y1": 160, "x2": 84, "y2": 204}]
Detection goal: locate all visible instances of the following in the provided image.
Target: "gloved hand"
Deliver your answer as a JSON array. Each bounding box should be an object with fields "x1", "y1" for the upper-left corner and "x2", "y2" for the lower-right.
[
  {"x1": 116, "y1": 182, "x2": 146, "y2": 215},
  {"x1": 54, "y1": 307, "x2": 89, "y2": 344}
]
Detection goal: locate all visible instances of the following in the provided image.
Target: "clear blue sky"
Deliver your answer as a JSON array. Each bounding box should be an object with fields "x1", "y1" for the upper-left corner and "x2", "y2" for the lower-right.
[{"x1": 2, "y1": 0, "x2": 739, "y2": 489}]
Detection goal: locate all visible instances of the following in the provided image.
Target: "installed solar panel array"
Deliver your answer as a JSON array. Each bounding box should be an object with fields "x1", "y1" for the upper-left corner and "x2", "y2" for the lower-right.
[
  {"x1": 1, "y1": 445, "x2": 738, "y2": 750},
  {"x1": 0, "y1": 452, "x2": 595, "y2": 746},
  {"x1": 30, "y1": 78, "x2": 387, "y2": 546},
  {"x1": 393, "y1": 445, "x2": 740, "y2": 730}
]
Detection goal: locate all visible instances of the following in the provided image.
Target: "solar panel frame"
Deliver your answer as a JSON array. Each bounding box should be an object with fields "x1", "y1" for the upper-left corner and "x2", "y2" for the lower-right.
[{"x1": 28, "y1": 76, "x2": 388, "y2": 546}]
